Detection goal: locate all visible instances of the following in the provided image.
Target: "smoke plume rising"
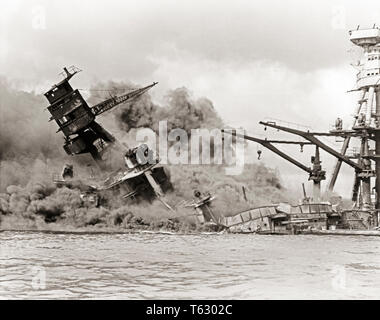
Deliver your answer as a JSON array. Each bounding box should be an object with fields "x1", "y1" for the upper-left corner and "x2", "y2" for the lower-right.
[
  {"x1": 0, "y1": 78, "x2": 292, "y2": 231},
  {"x1": 88, "y1": 81, "x2": 224, "y2": 135}
]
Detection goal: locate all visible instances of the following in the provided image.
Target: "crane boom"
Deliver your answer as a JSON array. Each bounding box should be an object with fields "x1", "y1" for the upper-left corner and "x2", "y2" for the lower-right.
[
  {"x1": 259, "y1": 121, "x2": 364, "y2": 171},
  {"x1": 222, "y1": 130, "x2": 313, "y2": 174},
  {"x1": 223, "y1": 128, "x2": 326, "y2": 199},
  {"x1": 91, "y1": 82, "x2": 158, "y2": 116}
]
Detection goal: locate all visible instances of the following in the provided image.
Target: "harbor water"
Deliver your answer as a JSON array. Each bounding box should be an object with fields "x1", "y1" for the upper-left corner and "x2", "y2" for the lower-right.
[{"x1": 1, "y1": 231, "x2": 380, "y2": 299}]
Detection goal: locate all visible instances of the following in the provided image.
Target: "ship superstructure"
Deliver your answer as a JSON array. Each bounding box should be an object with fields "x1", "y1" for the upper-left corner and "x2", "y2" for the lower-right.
[
  {"x1": 46, "y1": 67, "x2": 172, "y2": 207},
  {"x1": 44, "y1": 66, "x2": 157, "y2": 163}
]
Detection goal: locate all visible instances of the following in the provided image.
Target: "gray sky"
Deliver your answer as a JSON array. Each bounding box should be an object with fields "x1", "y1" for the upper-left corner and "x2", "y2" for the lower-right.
[{"x1": 1, "y1": 0, "x2": 380, "y2": 197}]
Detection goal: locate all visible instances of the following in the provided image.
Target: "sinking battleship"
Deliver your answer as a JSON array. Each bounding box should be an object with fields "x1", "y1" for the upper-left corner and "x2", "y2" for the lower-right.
[
  {"x1": 45, "y1": 66, "x2": 172, "y2": 207},
  {"x1": 192, "y1": 27, "x2": 380, "y2": 236},
  {"x1": 43, "y1": 27, "x2": 380, "y2": 236}
]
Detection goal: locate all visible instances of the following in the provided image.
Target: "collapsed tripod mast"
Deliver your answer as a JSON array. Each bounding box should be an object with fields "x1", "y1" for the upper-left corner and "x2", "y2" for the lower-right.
[{"x1": 44, "y1": 66, "x2": 157, "y2": 163}]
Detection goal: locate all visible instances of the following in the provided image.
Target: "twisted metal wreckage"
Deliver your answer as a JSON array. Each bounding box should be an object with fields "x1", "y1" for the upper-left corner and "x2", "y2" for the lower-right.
[
  {"x1": 44, "y1": 27, "x2": 380, "y2": 235},
  {"x1": 45, "y1": 66, "x2": 172, "y2": 209}
]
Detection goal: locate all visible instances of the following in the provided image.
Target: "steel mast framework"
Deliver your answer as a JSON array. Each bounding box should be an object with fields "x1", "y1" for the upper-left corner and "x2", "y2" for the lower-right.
[{"x1": 224, "y1": 28, "x2": 380, "y2": 226}]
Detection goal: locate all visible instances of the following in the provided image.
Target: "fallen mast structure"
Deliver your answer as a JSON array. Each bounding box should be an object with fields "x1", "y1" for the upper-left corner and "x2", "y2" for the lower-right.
[
  {"x1": 45, "y1": 67, "x2": 173, "y2": 207},
  {"x1": 44, "y1": 66, "x2": 158, "y2": 163}
]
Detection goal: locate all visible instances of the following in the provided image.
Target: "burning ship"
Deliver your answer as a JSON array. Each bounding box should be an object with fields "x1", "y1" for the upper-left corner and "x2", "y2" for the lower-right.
[
  {"x1": 44, "y1": 66, "x2": 172, "y2": 207},
  {"x1": 42, "y1": 27, "x2": 380, "y2": 235}
]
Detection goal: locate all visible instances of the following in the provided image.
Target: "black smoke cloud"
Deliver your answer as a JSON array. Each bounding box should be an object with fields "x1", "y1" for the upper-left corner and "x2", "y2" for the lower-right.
[
  {"x1": 0, "y1": 77, "x2": 69, "y2": 190},
  {"x1": 0, "y1": 78, "x2": 292, "y2": 231},
  {"x1": 0, "y1": 78, "x2": 63, "y2": 160},
  {"x1": 87, "y1": 81, "x2": 224, "y2": 135}
]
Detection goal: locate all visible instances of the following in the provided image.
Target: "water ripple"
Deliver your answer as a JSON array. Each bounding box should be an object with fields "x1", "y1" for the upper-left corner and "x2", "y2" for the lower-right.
[{"x1": 1, "y1": 231, "x2": 380, "y2": 299}]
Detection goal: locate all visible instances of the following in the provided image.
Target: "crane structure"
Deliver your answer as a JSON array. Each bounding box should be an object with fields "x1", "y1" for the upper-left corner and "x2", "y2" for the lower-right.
[
  {"x1": 44, "y1": 66, "x2": 157, "y2": 163},
  {"x1": 224, "y1": 27, "x2": 380, "y2": 227},
  {"x1": 222, "y1": 129, "x2": 325, "y2": 199}
]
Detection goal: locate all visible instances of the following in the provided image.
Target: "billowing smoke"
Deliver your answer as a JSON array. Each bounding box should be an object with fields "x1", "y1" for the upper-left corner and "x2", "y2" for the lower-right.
[
  {"x1": 0, "y1": 78, "x2": 69, "y2": 190},
  {"x1": 89, "y1": 81, "x2": 226, "y2": 167},
  {"x1": 0, "y1": 78, "x2": 293, "y2": 231},
  {"x1": 0, "y1": 78, "x2": 66, "y2": 160},
  {"x1": 88, "y1": 81, "x2": 223, "y2": 134},
  {"x1": 168, "y1": 163, "x2": 290, "y2": 216},
  {"x1": 0, "y1": 182, "x2": 195, "y2": 231},
  {"x1": 0, "y1": 163, "x2": 290, "y2": 231}
]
